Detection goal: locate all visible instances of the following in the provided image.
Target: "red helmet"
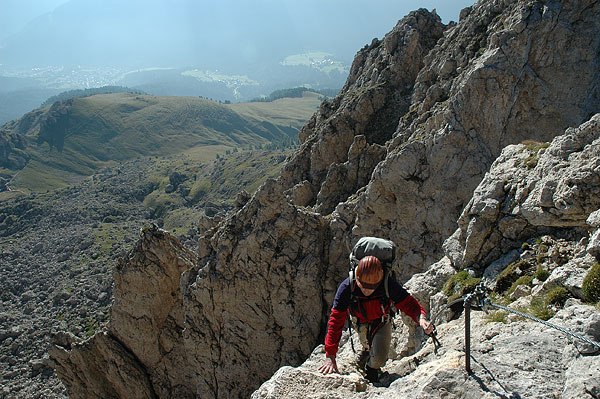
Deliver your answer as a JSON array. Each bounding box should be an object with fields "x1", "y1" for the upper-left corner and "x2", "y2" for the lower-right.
[{"x1": 356, "y1": 255, "x2": 383, "y2": 287}]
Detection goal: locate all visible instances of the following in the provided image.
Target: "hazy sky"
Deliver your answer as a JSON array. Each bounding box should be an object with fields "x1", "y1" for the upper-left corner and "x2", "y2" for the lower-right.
[
  {"x1": 0, "y1": 0, "x2": 475, "y2": 70},
  {"x1": 0, "y1": 0, "x2": 70, "y2": 39},
  {"x1": 0, "y1": 0, "x2": 474, "y2": 41},
  {"x1": 0, "y1": 0, "x2": 477, "y2": 104}
]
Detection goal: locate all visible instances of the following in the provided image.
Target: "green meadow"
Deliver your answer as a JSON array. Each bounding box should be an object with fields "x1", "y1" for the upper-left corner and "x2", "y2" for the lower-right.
[{"x1": 7, "y1": 92, "x2": 321, "y2": 192}]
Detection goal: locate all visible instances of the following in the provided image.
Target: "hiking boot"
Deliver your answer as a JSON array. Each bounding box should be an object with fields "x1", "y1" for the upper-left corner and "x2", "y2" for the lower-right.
[
  {"x1": 354, "y1": 350, "x2": 369, "y2": 370},
  {"x1": 365, "y1": 365, "x2": 380, "y2": 383}
]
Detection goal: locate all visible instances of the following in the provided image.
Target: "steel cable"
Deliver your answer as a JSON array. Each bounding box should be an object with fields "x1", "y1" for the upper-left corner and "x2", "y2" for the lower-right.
[{"x1": 484, "y1": 298, "x2": 600, "y2": 353}]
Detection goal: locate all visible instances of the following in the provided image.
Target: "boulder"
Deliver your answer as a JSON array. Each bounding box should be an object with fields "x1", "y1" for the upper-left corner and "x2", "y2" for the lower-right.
[{"x1": 445, "y1": 115, "x2": 600, "y2": 271}]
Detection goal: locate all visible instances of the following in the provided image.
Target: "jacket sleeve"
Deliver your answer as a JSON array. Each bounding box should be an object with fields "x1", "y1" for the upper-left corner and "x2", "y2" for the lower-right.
[
  {"x1": 388, "y1": 278, "x2": 426, "y2": 324},
  {"x1": 324, "y1": 278, "x2": 351, "y2": 357},
  {"x1": 324, "y1": 308, "x2": 347, "y2": 357},
  {"x1": 394, "y1": 294, "x2": 426, "y2": 324}
]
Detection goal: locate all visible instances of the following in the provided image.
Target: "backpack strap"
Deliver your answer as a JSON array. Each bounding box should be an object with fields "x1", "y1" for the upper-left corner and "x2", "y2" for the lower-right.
[
  {"x1": 349, "y1": 269, "x2": 368, "y2": 321},
  {"x1": 383, "y1": 271, "x2": 390, "y2": 299}
]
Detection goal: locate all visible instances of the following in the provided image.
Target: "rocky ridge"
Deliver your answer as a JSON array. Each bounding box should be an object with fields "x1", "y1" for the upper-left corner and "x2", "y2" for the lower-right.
[
  {"x1": 252, "y1": 114, "x2": 600, "y2": 399},
  {"x1": 48, "y1": 1, "x2": 600, "y2": 399}
]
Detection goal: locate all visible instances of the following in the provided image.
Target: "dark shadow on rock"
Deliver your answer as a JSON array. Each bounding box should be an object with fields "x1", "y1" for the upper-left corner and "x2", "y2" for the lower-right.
[
  {"x1": 374, "y1": 372, "x2": 401, "y2": 388},
  {"x1": 470, "y1": 356, "x2": 522, "y2": 399}
]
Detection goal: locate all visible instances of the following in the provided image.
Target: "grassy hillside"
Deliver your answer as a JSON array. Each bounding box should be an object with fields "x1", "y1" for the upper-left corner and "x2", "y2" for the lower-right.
[
  {"x1": 137, "y1": 147, "x2": 292, "y2": 233},
  {"x1": 4, "y1": 92, "x2": 321, "y2": 192},
  {"x1": 232, "y1": 91, "x2": 323, "y2": 125}
]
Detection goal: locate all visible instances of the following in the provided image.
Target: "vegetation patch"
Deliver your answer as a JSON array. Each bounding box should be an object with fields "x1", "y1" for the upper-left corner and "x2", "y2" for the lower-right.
[
  {"x1": 189, "y1": 178, "x2": 212, "y2": 203},
  {"x1": 536, "y1": 244, "x2": 549, "y2": 264},
  {"x1": 41, "y1": 86, "x2": 145, "y2": 107},
  {"x1": 11, "y1": 159, "x2": 83, "y2": 191},
  {"x1": 517, "y1": 140, "x2": 550, "y2": 169},
  {"x1": 507, "y1": 275, "x2": 534, "y2": 298},
  {"x1": 163, "y1": 208, "x2": 205, "y2": 236},
  {"x1": 143, "y1": 190, "x2": 184, "y2": 218},
  {"x1": 525, "y1": 285, "x2": 570, "y2": 321},
  {"x1": 250, "y1": 87, "x2": 333, "y2": 102},
  {"x1": 84, "y1": 318, "x2": 99, "y2": 338},
  {"x1": 485, "y1": 310, "x2": 508, "y2": 324},
  {"x1": 582, "y1": 263, "x2": 600, "y2": 304},
  {"x1": 546, "y1": 286, "x2": 569, "y2": 306},
  {"x1": 443, "y1": 270, "x2": 482, "y2": 302},
  {"x1": 496, "y1": 259, "x2": 534, "y2": 293},
  {"x1": 535, "y1": 267, "x2": 550, "y2": 282},
  {"x1": 93, "y1": 222, "x2": 126, "y2": 254},
  {"x1": 529, "y1": 296, "x2": 555, "y2": 321}
]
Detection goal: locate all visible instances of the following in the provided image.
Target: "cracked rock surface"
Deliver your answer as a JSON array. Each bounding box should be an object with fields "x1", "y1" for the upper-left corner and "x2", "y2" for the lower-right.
[{"x1": 254, "y1": 306, "x2": 600, "y2": 399}]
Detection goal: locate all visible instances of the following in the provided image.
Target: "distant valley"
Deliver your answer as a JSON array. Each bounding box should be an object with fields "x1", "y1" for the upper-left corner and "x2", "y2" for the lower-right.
[
  {"x1": 1, "y1": 90, "x2": 323, "y2": 192},
  {"x1": 0, "y1": 53, "x2": 346, "y2": 124}
]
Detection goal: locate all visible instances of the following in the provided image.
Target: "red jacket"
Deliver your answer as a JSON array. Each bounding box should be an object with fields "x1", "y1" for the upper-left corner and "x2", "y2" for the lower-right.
[{"x1": 324, "y1": 276, "x2": 426, "y2": 357}]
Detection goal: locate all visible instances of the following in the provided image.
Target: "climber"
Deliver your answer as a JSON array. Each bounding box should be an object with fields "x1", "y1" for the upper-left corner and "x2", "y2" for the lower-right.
[{"x1": 318, "y1": 255, "x2": 433, "y2": 383}]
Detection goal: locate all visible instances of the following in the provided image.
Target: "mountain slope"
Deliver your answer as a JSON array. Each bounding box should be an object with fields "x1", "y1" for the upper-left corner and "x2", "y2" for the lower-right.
[
  {"x1": 254, "y1": 114, "x2": 600, "y2": 399},
  {"x1": 0, "y1": 92, "x2": 320, "y2": 191},
  {"x1": 0, "y1": 144, "x2": 296, "y2": 398}
]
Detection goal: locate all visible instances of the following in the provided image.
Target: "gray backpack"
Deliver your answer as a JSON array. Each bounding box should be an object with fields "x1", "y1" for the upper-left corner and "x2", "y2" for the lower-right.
[{"x1": 349, "y1": 236, "x2": 396, "y2": 298}]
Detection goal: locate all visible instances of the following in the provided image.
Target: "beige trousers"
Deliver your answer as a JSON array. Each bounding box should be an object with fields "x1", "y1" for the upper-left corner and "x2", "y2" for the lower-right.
[{"x1": 357, "y1": 321, "x2": 392, "y2": 369}]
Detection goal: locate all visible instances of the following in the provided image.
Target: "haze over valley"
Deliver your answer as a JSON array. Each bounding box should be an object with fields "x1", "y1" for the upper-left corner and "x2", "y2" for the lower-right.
[{"x1": 0, "y1": 0, "x2": 472, "y2": 123}]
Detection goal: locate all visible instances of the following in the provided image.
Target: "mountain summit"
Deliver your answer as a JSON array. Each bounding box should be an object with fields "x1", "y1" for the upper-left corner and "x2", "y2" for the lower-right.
[{"x1": 49, "y1": 0, "x2": 600, "y2": 398}]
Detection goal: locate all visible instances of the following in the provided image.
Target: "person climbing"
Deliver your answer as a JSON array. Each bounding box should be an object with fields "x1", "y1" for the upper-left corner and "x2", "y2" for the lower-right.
[{"x1": 318, "y1": 255, "x2": 434, "y2": 383}]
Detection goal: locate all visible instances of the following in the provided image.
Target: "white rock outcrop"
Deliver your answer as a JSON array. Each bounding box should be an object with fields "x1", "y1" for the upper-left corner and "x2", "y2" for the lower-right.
[
  {"x1": 445, "y1": 115, "x2": 600, "y2": 271},
  {"x1": 254, "y1": 305, "x2": 600, "y2": 399}
]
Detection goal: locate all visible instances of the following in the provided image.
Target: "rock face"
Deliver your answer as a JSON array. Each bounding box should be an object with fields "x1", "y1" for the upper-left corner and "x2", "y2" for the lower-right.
[
  {"x1": 284, "y1": 9, "x2": 446, "y2": 214},
  {"x1": 445, "y1": 115, "x2": 600, "y2": 271},
  {"x1": 253, "y1": 304, "x2": 600, "y2": 399},
  {"x1": 50, "y1": 1, "x2": 600, "y2": 398},
  {"x1": 183, "y1": 180, "x2": 329, "y2": 398},
  {"x1": 350, "y1": 0, "x2": 600, "y2": 279},
  {"x1": 50, "y1": 225, "x2": 198, "y2": 398},
  {"x1": 254, "y1": 114, "x2": 600, "y2": 398}
]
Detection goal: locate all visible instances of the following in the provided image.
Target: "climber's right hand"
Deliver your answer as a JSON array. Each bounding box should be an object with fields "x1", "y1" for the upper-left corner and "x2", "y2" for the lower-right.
[{"x1": 318, "y1": 356, "x2": 339, "y2": 374}]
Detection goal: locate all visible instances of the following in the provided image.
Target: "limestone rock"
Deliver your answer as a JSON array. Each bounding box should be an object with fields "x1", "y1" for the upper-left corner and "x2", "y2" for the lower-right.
[
  {"x1": 588, "y1": 228, "x2": 600, "y2": 260},
  {"x1": 445, "y1": 115, "x2": 600, "y2": 271},
  {"x1": 314, "y1": 135, "x2": 386, "y2": 214},
  {"x1": 354, "y1": 0, "x2": 600, "y2": 279},
  {"x1": 110, "y1": 225, "x2": 198, "y2": 399},
  {"x1": 48, "y1": 330, "x2": 156, "y2": 399},
  {"x1": 285, "y1": 180, "x2": 318, "y2": 207},
  {"x1": 252, "y1": 364, "x2": 366, "y2": 399},
  {"x1": 533, "y1": 254, "x2": 596, "y2": 299},
  {"x1": 253, "y1": 306, "x2": 600, "y2": 399},
  {"x1": 49, "y1": 225, "x2": 198, "y2": 398},
  {"x1": 282, "y1": 9, "x2": 446, "y2": 213},
  {"x1": 509, "y1": 284, "x2": 531, "y2": 301},
  {"x1": 587, "y1": 210, "x2": 600, "y2": 228},
  {"x1": 181, "y1": 179, "x2": 329, "y2": 398},
  {"x1": 552, "y1": 304, "x2": 600, "y2": 356}
]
